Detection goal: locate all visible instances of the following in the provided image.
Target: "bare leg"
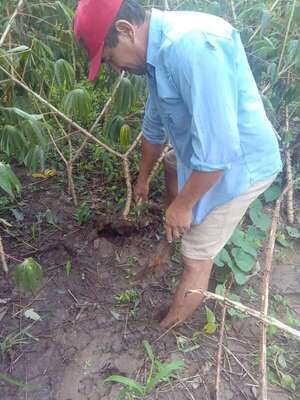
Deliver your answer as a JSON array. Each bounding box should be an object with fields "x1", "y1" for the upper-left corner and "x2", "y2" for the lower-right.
[{"x1": 160, "y1": 256, "x2": 213, "y2": 329}]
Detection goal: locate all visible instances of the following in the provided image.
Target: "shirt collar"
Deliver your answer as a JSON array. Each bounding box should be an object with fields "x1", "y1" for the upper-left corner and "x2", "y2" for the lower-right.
[{"x1": 147, "y1": 8, "x2": 164, "y2": 68}]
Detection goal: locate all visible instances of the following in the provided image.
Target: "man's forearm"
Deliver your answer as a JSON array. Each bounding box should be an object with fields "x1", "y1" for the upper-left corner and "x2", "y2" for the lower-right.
[
  {"x1": 138, "y1": 136, "x2": 164, "y2": 182},
  {"x1": 174, "y1": 170, "x2": 223, "y2": 210}
]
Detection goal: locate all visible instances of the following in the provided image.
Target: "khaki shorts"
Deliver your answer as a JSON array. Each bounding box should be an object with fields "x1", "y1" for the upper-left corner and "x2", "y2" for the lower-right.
[{"x1": 164, "y1": 150, "x2": 275, "y2": 260}]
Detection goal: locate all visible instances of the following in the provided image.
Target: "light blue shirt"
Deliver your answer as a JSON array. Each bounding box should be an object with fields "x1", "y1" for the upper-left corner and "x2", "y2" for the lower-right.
[{"x1": 142, "y1": 9, "x2": 282, "y2": 224}]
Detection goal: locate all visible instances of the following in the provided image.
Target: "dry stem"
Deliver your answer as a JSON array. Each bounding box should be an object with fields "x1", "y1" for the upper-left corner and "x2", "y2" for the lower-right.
[
  {"x1": 259, "y1": 183, "x2": 292, "y2": 400},
  {"x1": 0, "y1": 0, "x2": 25, "y2": 48},
  {"x1": 0, "y1": 236, "x2": 8, "y2": 273},
  {"x1": 147, "y1": 143, "x2": 171, "y2": 185},
  {"x1": 187, "y1": 288, "x2": 300, "y2": 340}
]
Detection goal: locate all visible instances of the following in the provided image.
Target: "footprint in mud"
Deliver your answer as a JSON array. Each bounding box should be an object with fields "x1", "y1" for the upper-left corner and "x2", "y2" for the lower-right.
[{"x1": 55, "y1": 329, "x2": 144, "y2": 400}]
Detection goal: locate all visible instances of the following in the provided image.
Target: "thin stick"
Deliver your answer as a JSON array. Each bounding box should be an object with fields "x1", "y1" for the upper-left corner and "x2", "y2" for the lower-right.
[
  {"x1": 187, "y1": 289, "x2": 300, "y2": 340},
  {"x1": 122, "y1": 157, "x2": 132, "y2": 219},
  {"x1": 125, "y1": 131, "x2": 143, "y2": 157},
  {"x1": 0, "y1": 0, "x2": 25, "y2": 48},
  {"x1": 285, "y1": 72, "x2": 294, "y2": 225},
  {"x1": 147, "y1": 143, "x2": 171, "y2": 185},
  {"x1": 259, "y1": 183, "x2": 291, "y2": 400},
  {"x1": 0, "y1": 236, "x2": 8, "y2": 273},
  {"x1": 216, "y1": 281, "x2": 232, "y2": 399}
]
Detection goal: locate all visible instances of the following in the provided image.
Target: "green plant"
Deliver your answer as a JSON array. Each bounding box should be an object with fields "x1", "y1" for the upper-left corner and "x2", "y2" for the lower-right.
[
  {"x1": 13, "y1": 258, "x2": 43, "y2": 294},
  {"x1": 0, "y1": 163, "x2": 21, "y2": 199},
  {"x1": 105, "y1": 340, "x2": 185, "y2": 399},
  {"x1": 74, "y1": 202, "x2": 91, "y2": 224},
  {"x1": 203, "y1": 306, "x2": 218, "y2": 334},
  {"x1": 115, "y1": 289, "x2": 139, "y2": 304}
]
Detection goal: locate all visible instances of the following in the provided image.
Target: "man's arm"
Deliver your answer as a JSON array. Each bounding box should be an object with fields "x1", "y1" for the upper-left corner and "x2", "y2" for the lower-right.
[
  {"x1": 165, "y1": 169, "x2": 223, "y2": 242},
  {"x1": 134, "y1": 136, "x2": 164, "y2": 203}
]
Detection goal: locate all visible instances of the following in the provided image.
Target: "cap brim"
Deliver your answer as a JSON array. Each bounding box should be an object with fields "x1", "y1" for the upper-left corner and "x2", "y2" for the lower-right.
[{"x1": 88, "y1": 44, "x2": 103, "y2": 81}]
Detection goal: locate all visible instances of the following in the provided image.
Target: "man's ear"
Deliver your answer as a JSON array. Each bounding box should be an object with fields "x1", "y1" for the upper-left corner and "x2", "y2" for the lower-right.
[{"x1": 115, "y1": 20, "x2": 135, "y2": 43}]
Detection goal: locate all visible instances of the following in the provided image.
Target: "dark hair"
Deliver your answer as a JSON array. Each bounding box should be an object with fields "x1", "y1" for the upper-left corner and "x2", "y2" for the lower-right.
[{"x1": 104, "y1": 0, "x2": 146, "y2": 48}]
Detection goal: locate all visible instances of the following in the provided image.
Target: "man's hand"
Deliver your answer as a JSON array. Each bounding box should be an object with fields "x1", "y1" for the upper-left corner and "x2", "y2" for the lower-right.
[
  {"x1": 165, "y1": 200, "x2": 192, "y2": 242},
  {"x1": 134, "y1": 179, "x2": 149, "y2": 204}
]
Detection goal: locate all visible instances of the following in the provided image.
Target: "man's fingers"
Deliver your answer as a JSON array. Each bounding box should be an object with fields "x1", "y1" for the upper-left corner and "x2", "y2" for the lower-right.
[
  {"x1": 173, "y1": 227, "x2": 181, "y2": 240},
  {"x1": 165, "y1": 224, "x2": 173, "y2": 243}
]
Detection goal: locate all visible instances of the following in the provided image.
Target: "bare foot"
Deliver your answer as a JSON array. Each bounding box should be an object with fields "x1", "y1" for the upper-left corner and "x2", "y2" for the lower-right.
[{"x1": 160, "y1": 258, "x2": 213, "y2": 329}]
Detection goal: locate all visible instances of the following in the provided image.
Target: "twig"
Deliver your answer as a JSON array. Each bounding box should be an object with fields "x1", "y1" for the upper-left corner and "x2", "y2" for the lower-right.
[
  {"x1": 0, "y1": 0, "x2": 25, "y2": 48},
  {"x1": 259, "y1": 183, "x2": 292, "y2": 400},
  {"x1": 0, "y1": 236, "x2": 8, "y2": 273},
  {"x1": 147, "y1": 143, "x2": 171, "y2": 185},
  {"x1": 216, "y1": 280, "x2": 232, "y2": 400},
  {"x1": 284, "y1": 73, "x2": 294, "y2": 225},
  {"x1": 187, "y1": 288, "x2": 300, "y2": 340}
]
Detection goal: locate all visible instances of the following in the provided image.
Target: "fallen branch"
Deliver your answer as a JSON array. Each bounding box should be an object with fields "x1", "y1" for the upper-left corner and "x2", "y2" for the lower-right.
[
  {"x1": 187, "y1": 289, "x2": 300, "y2": 340},
  {"x1": 0, "y1": 236, "x2": 8, "y2": 273},
  {"x1": 0, "y1": 0, "x2": 25, "y2": 48}
]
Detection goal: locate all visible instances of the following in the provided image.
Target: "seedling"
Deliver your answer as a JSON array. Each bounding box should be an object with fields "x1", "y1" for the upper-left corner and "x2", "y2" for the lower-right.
[
  {"x1": 74, "y1": 202, "x2": 91, "y2": 224},
  {"x1": 105, "y1": 340, "x2": 185, "y2": 399}
]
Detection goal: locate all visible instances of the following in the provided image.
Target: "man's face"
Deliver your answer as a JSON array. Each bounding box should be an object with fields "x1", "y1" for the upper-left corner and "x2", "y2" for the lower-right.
[{"x1": 102, "y1": 20, "x2": 147, "y2": 75}]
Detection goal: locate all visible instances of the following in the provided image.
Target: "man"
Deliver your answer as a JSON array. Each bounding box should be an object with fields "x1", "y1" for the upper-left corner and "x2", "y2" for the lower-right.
[{"x1": 74, "y1": 0, "x2": 282, "y2": 329}]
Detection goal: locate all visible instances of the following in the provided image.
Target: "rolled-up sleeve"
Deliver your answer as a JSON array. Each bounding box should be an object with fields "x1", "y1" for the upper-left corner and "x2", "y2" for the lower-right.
[
  {"x1": 169, "y1": 31, "x2": 242, "y2": 171},
  {"x1": 142, "y1": 95, "x2": 167, "y2": 145}
]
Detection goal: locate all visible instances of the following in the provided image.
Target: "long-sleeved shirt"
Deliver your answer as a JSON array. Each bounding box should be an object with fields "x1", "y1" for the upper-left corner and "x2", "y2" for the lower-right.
[{"x1": 142, "y1": 8, "x2": 282, "y2": 224}]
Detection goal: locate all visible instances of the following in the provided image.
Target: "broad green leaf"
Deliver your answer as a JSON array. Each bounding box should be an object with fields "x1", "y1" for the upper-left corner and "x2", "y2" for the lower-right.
[
  {"x1": 249, "y1": 199, "x2": 271, "y2": 231},
  {"x1": 214, "y1": 248, "x2": 233, "y2": 267},
  {"x1": 280, "y1": 373, "x2": 296, "y2": 391},
  {"x1": 14, "y1": 258, "x2": 43, "y2": 294},
  {"x1": 62, "y1": 88, "x2": 91, "y2": 122},
  {"x1": 228, "y1": 261, "x2": 249, "y2": 285},
  {"x1": 231, "y1": 248, "x2": 256, "y2": 272},
  {"x1": 203, "y1": 322, "x2": 217, "y2": 334},
  {"x1": 0, "y1": 125, "x2": 28, "y2": 161},
  {"x1": 0, "y1": 163, "x2": 21, "y2": 198},
  {"x1": 205, "y1": 306, "x2": 216, "y2": 324},
  {"x1": 229, "y1": 227, "x2": 258, "y2": 257},
  {"x1": 7, "y1": 45, "x2": 30, "y2": 54},
  {"x1": 24, "y1": 145, "x2": 45, "y2": 172},
  {"x1": 104, "y1": 375, "x2": 144, "y2": 396},
  {"x1": 286, "y1": 226, "x2": 300, "y2": 238},
  {"x1": 0, "y1": 107, "x2": 43, "y2": 123},
  {"x1": 54, "y1": 59, "x2": 75, "y2": 89},
  {"x1": 264, "y1": 184, "x2": 281, "y2": 202}
]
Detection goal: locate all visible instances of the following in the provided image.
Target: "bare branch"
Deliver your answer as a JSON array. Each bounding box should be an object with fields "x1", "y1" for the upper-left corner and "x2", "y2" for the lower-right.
[
  {"x1": 187, "y1": 288, "x2": 300, "y2": 340},
  {"x1": 0, "y1": 0, "x2": 25, "y2": 48}
]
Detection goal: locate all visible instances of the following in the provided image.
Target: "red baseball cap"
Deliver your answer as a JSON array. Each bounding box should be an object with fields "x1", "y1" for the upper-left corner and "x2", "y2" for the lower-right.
[{"x1": 74, "y1": 0, "x2": 123, "y2": 81}]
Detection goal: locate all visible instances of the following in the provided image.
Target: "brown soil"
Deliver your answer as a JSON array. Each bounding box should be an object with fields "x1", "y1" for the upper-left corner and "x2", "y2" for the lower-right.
[{"x1": 0, "y1": 170, "x2": 299, "y2": 400}]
